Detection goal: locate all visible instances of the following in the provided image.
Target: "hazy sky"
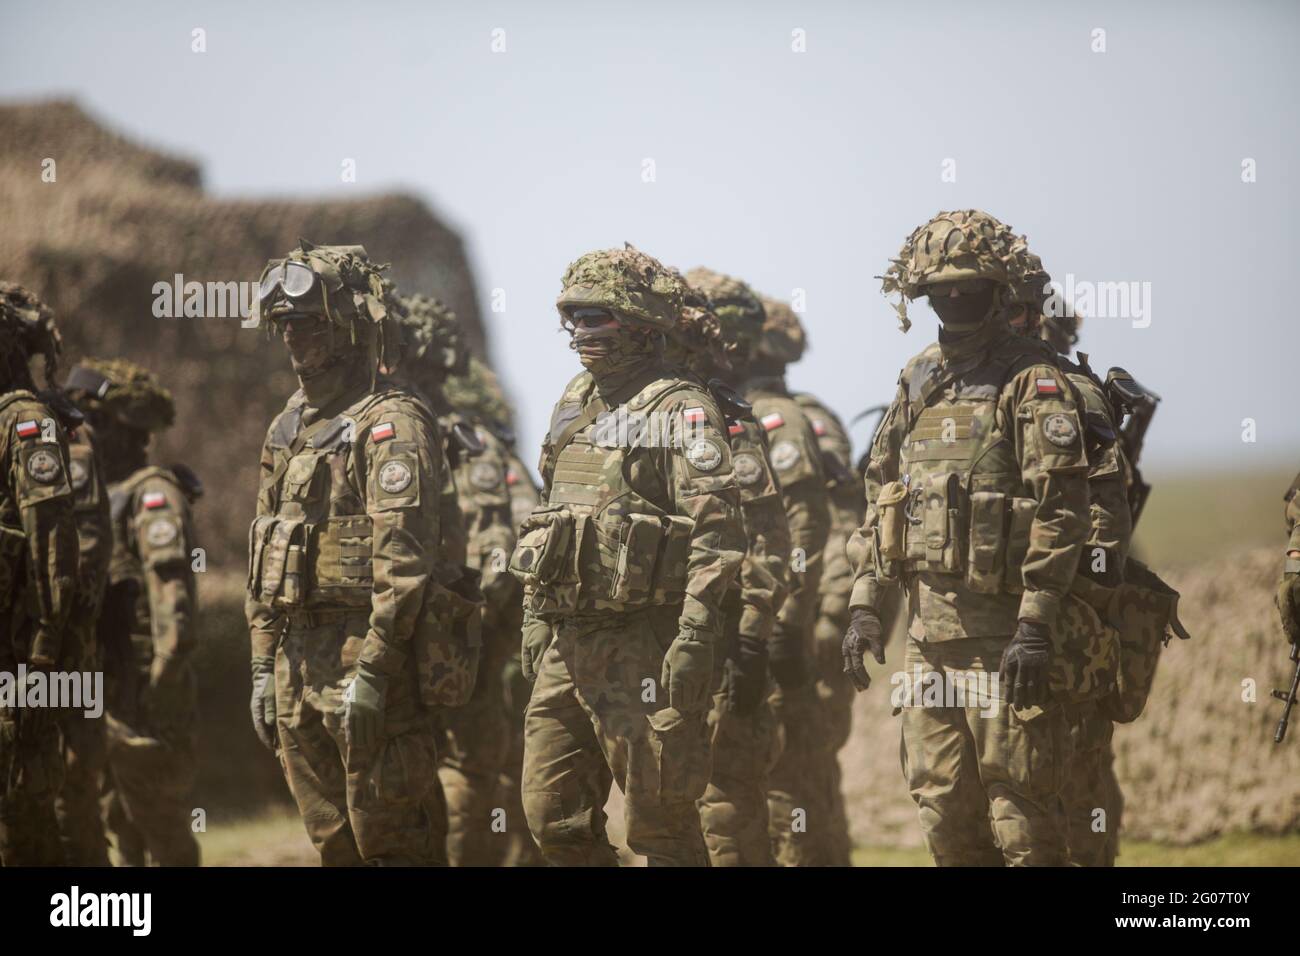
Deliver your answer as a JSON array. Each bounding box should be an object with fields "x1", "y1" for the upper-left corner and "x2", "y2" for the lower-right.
[{"x1": 3, "y1": 0, "x2": 1297, "y2": 475}]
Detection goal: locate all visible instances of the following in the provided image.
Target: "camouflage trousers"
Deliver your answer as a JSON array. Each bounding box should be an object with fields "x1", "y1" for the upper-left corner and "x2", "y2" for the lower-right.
[
  {"x1": 435, "y1": 660, "x2": 511, "y2": 866},
  {"x1": 0, "y1": 707, "x2": 64, "y2": 866},
  {"x1": 56, "y1": 706, "x2": 109, "y2": 866},
  {"x1": 522, "y1": 606, "x2": 711, "y2": 867},
  {"x1": 102, "y1": 669, "x2": 200, "y2": 867},
  {"x1": 501, "y1": 656, "x2": 544, "y2": 866},
  {"x1": 698, "y1": 684, "x2": 779, "y2": 866},
  {"x1": 899, "y1": 636, "x2": 1073, "y2": 867},
  {"x1": 1063, "y1": 703, "x2": 1122, "y2": 867},
  {"x1": 767, "y1": 675, "x2": 837, "y2": 866},
  {"x1": 814, "y1": 612, "x2": 856, "y2": 867},
  {"x1": 274, "y1": 608, "x2": 442, "y2": 866}
]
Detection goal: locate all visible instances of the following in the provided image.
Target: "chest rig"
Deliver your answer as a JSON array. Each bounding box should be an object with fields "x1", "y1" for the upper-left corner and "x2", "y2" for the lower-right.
[
  {"x1": 875, "y1": 342, "x2": 1046, "y2": 596},
  {"x1": 248, "y1": 392, "x2": 388, "y2": 611},
  {"x1": 510, "y1": 375, "x2": 696, "y2": 619}
]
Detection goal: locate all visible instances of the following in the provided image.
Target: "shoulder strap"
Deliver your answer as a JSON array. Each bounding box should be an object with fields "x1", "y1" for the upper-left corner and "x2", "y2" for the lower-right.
[
  {"x1": 551, "y1": 394, "x2": 608, "y2": 455},
  {"x1": 265, "y1": 415, "x2": 345, "y2": 489}
]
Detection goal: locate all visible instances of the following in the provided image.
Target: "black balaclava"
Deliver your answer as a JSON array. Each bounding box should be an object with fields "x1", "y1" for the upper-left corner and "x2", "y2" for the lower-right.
[{"x1": 569, "y1": 317, "x2": 663, "y2": 397}]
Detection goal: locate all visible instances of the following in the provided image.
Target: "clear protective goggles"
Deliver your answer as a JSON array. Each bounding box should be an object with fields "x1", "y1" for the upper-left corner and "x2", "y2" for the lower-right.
[{"x1": 258, "y1": 260, "x2": 319, "y2": 303}]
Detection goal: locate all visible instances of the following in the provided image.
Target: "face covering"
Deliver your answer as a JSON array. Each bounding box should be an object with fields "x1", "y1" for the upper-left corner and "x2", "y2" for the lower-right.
[
  {"x1": 927, "y1": 281, "x2": 997, "y2": 335},
  {"x1": 92, "y1": 416, "x2": 150, "y2": 484},
  {"x1": 281, "y1": 312, "x2": 368, "y2": 408},
  {"x1": 569, "y1": 322, "x2": 660, "y2": 391}
]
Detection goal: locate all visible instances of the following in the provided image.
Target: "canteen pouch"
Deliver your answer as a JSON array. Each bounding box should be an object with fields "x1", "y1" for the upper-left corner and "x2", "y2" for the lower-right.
[
  {"x1": 1002, "y1": 497, "x2": 1037, "y2": 593},
  {"x1": 415, "y1": 567, "x2": 485, "y2": 709},
  {"x1": 1100, "y1": 559, "x2": 1190, "y2": 723},
  {"x1": 876, "y1": 480, "x2": 908, "y2": 562},
  {"x1": 965, "y1": 491, "x2": 1006, "y2": 594}
]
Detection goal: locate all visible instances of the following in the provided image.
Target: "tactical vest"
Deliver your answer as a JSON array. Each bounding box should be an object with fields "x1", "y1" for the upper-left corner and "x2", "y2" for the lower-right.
[
  {"x1": 248, "y1": 391, "x2": 395, "y2": 611},
  {"x1": 510, "y1": 376, "x2": 699, "y2": 619},
  {"x1": 873, "y1": 342, "x2": 1050, "y2": 597}
]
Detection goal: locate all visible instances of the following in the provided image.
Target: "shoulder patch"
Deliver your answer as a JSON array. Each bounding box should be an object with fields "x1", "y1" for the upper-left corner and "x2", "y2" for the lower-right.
[
  {"x1": 145, "y1": 517, "x2": 179, "y2": 547},
  {"x1": 728, "y1": 422, "x2": 744, "y2": 436},
  {"x1": 811, "y1": 418, "x2": 828, "y2": 436},
  {"x1": 1035, "y1": 377, "x2": 1061, "y2": 396},
  {"x1": 683, "y1": 406, "x2": 706, "y2": 427},
  {"x1": 69, "y1": 457, "x2": 90, "y2": 491},
  {"x1": 371, "y1": 422, "x2": 396, "y2": 443},
  {"x1": 25, "y1": 447, "x2": 63, "y2": 484},
  {"x1": 142, "y1": 491, "x2": 168, "y2": 510},
  {"x1": 732, "y1": 451, "x2": 763, "y2": 486},
  {"x1": 686, "y1": 437, "x2": 724, "y2": 472},
  {"x1": 770, "y1": 439, "x2": 802, "y2": 471},
  {"x1": 378, "y1": 459, "x2": 413, "y2": 494},
  {"x1": 15, "y1": 419, "x2": 40, "y2": 440},
  {"x1": 761, "y1": 412, "x2": 785, "y2": 431},
  {"x1": 1042, "y1": 412, "x2": 1079, "y2": 447},
  {"x1": 468, "y1": 459, "x2": 502, "y2": 490}
]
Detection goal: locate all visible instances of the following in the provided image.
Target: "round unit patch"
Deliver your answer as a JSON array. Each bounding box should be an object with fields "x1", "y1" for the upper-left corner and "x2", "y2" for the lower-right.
[
  {"x1": 378, "y1": 460, "x2": 414, "y2": 494},
  {"x1": 145, "y1": 518, "x2": 179, "y2": 547},
  {"x1": 469, "y1": 460, "x2": 502, "y2": 491},
  {"x1": 25, "y1": 448, "x2": 63, "y2": 485},
  {"x1": 1042, "y1": 413, "x2": 1079, "y2": 448},
  {"x1": 769, "y1": 440, "x2": 802, "y2": 472},
  {"x1": 732, "y1": 452, "x2": 763, "y2": 486},
  {"x1": 686, "y1": 438, "x2": 723, "y2": 472},
  {"x1": 69, "y1": 458, "x2": 89, "y2": 491}
]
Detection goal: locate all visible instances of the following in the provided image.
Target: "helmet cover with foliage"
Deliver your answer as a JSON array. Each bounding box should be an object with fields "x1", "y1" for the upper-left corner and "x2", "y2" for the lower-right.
[
  {"x1": 395, "y1": 292, "x2": 470, "y2": 381},
  {"x1": 1008, "y1": 247, "x2": 1081, "y2": 353},
  {"x1": 444, "y1": 356, "x2": 515, "y2": 430},
  {"x1": 64, "y1": 357, "x2": 175, "y2": 433},
  {"x1": 556, "y1": 245, "x2": 683, "y2": 331},
  {"x1": 756, "y1": 295, "x2": 807, "y2": 365},
  {"x1": 0, "y1": 281, "x2": 62, "y2": 389},
  {"x1": 684, "y1": 267, "x2": 766, "y2": 362},
  {"x1": 880, "y1": 209, "x2": 1037, "y2": 332}
]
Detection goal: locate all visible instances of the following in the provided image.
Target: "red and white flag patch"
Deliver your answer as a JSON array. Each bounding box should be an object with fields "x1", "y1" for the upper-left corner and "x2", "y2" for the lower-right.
[
  {"x1": 728, "y1": 422, "x2": 744, "y2": 436},
  {"x1": 682, "y1": 407, "x2": 706, "y2": 425},
  {"x1": 812, "y1": 419, "x2": 828, "y2": 436},
  {"x1": 142, "y1": 492, "x2": 167, "y2": 510},
  {"x1": 1035, "y1": 377, "x2": 1060, "y2": 396},
  {"x1": 761, "y1": 412, "x2": 784, "y2": 431},
  {"x1": 15, "y1": 420, "x2": 39, "y2": 439},
  {"x1": 370, "y1": 422, "x2": 396, "y2": 443},
  {"x1": 505, "y1": 469, "x2": 519, "y2": 486}
]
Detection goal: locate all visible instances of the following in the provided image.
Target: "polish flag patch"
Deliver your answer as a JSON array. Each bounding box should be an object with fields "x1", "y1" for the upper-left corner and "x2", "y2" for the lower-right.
[
  {"x1": 505, "y1": 469, "x2": 519, "y2": 486},
  {"x1": 812, "y1": 419, "x2": 828, "y2": 436},
  {"x1": 142, "y1": 492, "x2": 167, "y2": 510},
  {"x1": 682, "y1": 407, "x2": 706, "y2": 425},
  {"x1": 1035, "y1": 377, "x2": 1060, "y2": 396},
  {"x1": 761, "y1": 412, "x2": 784, "y2": 431},
  {"x1": 370, "y1": 422, "x2": 396, "y2": 443},
  {"x1": 15, "y1": 420, "x2": 39, "y2": 439},
  {"x1": 728, "y1": 422, "x2": 744, "y2": 436}
]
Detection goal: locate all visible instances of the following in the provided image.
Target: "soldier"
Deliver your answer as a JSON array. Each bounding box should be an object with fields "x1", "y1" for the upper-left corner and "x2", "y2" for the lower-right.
[
  {"x1": 512, "y1": 246, "x2": 746, "y2": 866},
  {"x1": 445, "y1": 357, "x2": 545, "y2": 866},
  {"x1": 392, "y1": 294, "x2": 518, "y2": 867},
  {"x1": 1280, "y1": 476, "x2": 1300, "y2": 642},
  {"x1": 64, "y1": 358, "x2": 201, "y2": 866},
  {"x1": 754, "y1": 295, "x2": 859, "y2": 867},
  {"x1": 0, "y1": 282, "x2": 80, "y2": 866},
  {"x1": 246, "y1": 242, "x2": 458, "y2": 866},
  {"x1": 844, "y1": 210, "x2": 1097, "y2": 867},
  {"x1": 688, "y1": 269, "x2": 834, "y2": 867},
  {"x1": 664, "y1": 272, "x2": 791, "y2": 866}
]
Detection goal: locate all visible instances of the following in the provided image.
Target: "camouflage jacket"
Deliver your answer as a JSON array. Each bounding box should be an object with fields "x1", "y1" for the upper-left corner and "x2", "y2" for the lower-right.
[
  {"x1": 742, "y1": 377, "x2": 831, "y2": 663},
  {"x1": 515, "y1": 366, "x2": 745, "y2": 640},
  {"x1": 846, "y1": 330, "x2": 1091, "y2": 642},
  {"x1": 725, "y1": 413, "x2": 791, "y2": 646},
  {"x1": 0, "y1": 389, "x2": 78, "y2": 668},
  {"x1": 64, "y1": 421, "x2": 112, "y2": 671},
  {"x1": 792, "y1": 391, "x2": 862, "y2": 636},
  {"x1": 1286, "y1": 472, "x2": 1300, "y2": 558},
  {"x1": 246, "y1": 378, "x2": 445, "y2": 678}
]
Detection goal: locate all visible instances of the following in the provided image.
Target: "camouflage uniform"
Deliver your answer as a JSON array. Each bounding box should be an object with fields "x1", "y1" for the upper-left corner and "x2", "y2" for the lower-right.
[
  {"x1": 1278, "y1": 474, "x2": 1300, "y2": 640},
  {"x1": 0, "y1": 284, "x2": 80, "y2": 866},
  {"x1": 665, "y1": 272, "x2": 790, "y2": 867},
  {"x1": 515, "y1": 247, "x2": 746, "y2": 866},
  {"x1": 247, "y1": 244, "x2": 454, "y2": 866},
  {"x1": 847, "y1": 211, "x2": 1097, "y2": 866},
  {"x1": 65, "y1": 359, "x2": 202, "y2": 867}
]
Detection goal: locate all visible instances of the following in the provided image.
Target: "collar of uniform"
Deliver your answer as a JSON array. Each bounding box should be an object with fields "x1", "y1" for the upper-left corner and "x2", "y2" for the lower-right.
[{"x1": 740, "y1": 374, "x2": 789, "y2": 399}]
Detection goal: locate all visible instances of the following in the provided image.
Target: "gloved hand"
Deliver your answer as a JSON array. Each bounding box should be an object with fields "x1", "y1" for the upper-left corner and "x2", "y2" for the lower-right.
[
  {"x1": 1000, "y1": 619, "x2": 1053, "y2": 709},
  {"x1": 662, "y1": 631, "x2": 713, "y2": 715},
  {"x1": 1278, "y1": 567, "x2": 1300, "y2": 643},
  {"x1": 249, "y1": 655, "x2": 277, "y2": 752},
  {"x1": 842, "y1": 607, "x2": 886, "y2": 692},
  {"x1": 344, "y1": 661, "x2": 388, "y2": 751},
  {"x1": 722, "y1": 633, "x2": 768, "y2": 715},
  {"x1": 521, "y1": 618, "x2": 553, "y2": 683}
]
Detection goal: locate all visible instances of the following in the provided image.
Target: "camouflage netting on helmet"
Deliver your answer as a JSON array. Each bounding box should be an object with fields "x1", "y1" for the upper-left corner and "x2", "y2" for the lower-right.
[
  {"x1": 556, "y1": 245, "x2": 682, "y2": 331},
  {"x1": 0, "y1": 280, "x2": 62, "y2": 385},
  {"x1": 68, "y1": 357, "x2": 175, "y2": 432},
  {"x1": 259, "y1": 240, "x2": 405, "y2": 372},
  {"x1": 444, "y1": 356, "x2": 515, "y2": 430},
  {"x1": 756, "y1": 296, "x2": 806, "y2": 365},
  {"x1": 1011, "y1": 247, "x2": 1081, "y2": 351},
  {"x1": 684, "y1": 267, "x2": 765, "y2": 359},
  {"x1": 395, "y1": 291, "x2": 469, "y2": 379},
  {"x1": 880, "y1": 209, "x2": 1038, "y2": 332}
]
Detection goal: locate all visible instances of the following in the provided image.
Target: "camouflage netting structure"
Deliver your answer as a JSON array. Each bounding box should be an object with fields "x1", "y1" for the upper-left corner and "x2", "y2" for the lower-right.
[
  {"x1": 841, "y1": 545, "x2": 1300, "y2": 848},
  {"x1": 0, "y1": 99, "x2": 491, "y2": 566}
]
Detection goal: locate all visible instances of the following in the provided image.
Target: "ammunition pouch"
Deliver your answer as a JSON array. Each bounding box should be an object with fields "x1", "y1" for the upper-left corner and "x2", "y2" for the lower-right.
[
  {"x1": 1099, "y1": 558, "x2": 1190, "y2": 723},
  {"x1": 247, "y1": 513, "x2": 374, "y2": 609},
  {"x1": 414, "y1": 567, "x2": 484, "y2": 709}
]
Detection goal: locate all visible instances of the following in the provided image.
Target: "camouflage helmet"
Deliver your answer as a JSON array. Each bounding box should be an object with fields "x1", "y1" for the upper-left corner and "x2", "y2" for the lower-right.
[
  {"x1": 880, "y1": 209, "x2": 1035, "y2": 331},
  {"x1": 0, "y1": 281, "x2": 62, "y2": 385},
  {"x1": 444, "y1": 356, "x2": 515, "y2": 429},
  {"x1": 395, "y1": 292, "x2": 469, "y2": 379},
  {"x1": 685, "y1": 267, "x2": 766, "y2": 361},
  {"x1": 1008, "y1": 248, "x2": 1081, "y2": 354},
  {"x1": 257, "y1": 240, "x2": 404, "y2": 369},
  {"x1": 556, "y1": 245, "x2": 682, "y2": 331},
  {"x1": 756, "y1": 296, "x2": 807, "y2": 365},
  {"x1": 63, "y1": 358, "x2": 175, "y2": 433}
]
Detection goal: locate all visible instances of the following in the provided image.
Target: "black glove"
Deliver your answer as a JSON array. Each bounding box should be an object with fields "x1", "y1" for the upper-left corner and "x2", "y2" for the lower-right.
[
  {"x1": 842, "y1": 607, "x2": 885, "y2": 692},
  {"x1": 1000, "y1": 619, "x2": 1052, "y2": 709},
  {"x1": 722, "y1": 633, "x2": 768, "y2": 715}
]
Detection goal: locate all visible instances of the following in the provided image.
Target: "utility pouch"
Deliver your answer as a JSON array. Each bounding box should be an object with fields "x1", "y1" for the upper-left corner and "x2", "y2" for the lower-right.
[
  {"x1": 311, "y1": 514, "x2": 374, "y2": 604},
  {"x1": 876, "y1": 480, "x2": 908, "y2": 561},
  {"x1": 509, "y1": 506, "x2": 575, "y2": 587},
  {"x1": 1100, "y1": 559, "x2": 1190, "y2": 723},
  {"x1": 922, "y1": 472, "x2": 962, "y2": 572},
  {"x1": 414, "y1": 567, "x2": 485, "y2": 709},
  {"x1": 247, "y1": 515, "x2": 277, "y2": 595},
  {"x1": 651, "y1": 515, "x2": 694, "y2": 601},
  {"x1": 965, "y1": 491, "x2": 1006, "y2": 594},
  {"x1": 1002, "y1": 497, "x2": 1037, "y2": 593},
  {"x1": 257, "y1": 517, "x2": 308, "y2": 607},
  {"x1": 609, "y1": 513, "x2": 664, "y2": 603}
]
